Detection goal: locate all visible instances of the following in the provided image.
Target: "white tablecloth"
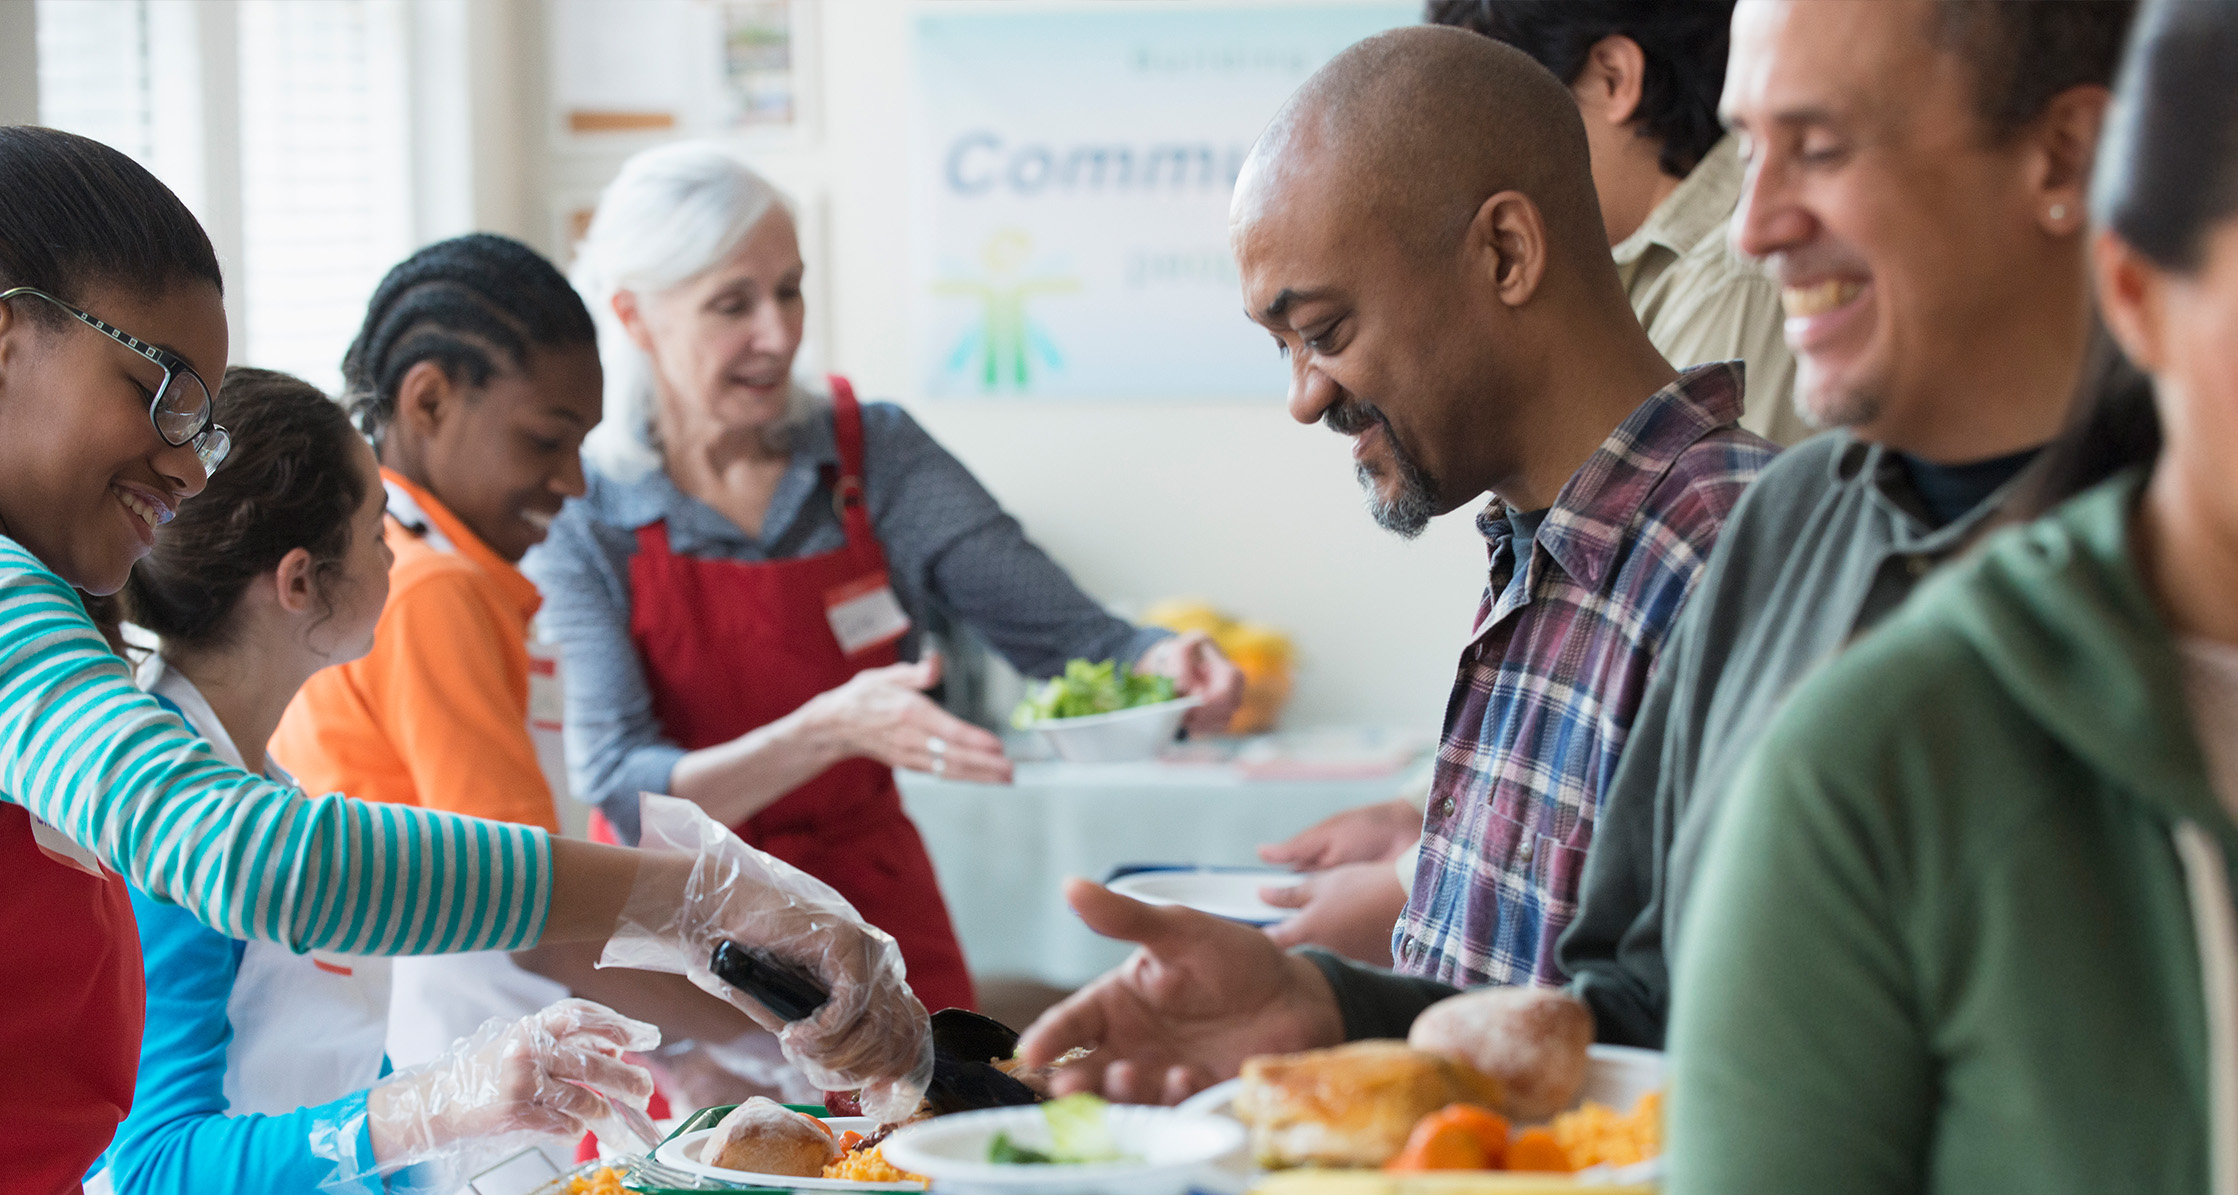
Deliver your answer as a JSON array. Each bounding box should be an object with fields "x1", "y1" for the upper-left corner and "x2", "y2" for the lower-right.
[{"x1": 898, "y1": 758, "x2": 1415, "y2": 988}]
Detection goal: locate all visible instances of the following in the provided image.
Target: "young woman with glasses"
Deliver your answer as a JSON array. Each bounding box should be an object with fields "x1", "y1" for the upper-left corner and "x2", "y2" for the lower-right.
[
  {"x1": 0, "y1": 126, "x2": 930, "y2": 1194},
  {"x1": 94, "y1": 366, "x2": 662, "y2": 1194}
]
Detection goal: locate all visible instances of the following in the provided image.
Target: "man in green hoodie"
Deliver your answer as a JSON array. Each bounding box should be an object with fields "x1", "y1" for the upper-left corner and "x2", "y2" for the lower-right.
[{"x1": 1667, "y1": 4, "x2": 2238, "y2": 1189}]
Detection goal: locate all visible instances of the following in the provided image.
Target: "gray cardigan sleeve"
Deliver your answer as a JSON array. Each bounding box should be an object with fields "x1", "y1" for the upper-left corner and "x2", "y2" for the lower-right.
[{"x1": 529, "y1": 501, "x2": 684, "y2": 841}]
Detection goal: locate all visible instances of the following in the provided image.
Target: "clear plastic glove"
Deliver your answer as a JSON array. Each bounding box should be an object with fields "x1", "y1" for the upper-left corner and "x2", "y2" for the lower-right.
[
  {"x1": 319, "y1": 999, "x2": 658, "y2": 1192},
  {"x1": 600, "y1": 793, "x2": 935, "y2": 1123}
]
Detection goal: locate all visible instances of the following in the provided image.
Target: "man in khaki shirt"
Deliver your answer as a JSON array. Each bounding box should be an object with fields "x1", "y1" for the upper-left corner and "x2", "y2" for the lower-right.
[
  {"x1": 1611, "y1": 134, "x2": 1805, "y2": 444},
  {"x1": 1437, "y1": 0, "x2": 1805, "y2": 445},
  {"x1": 1256, "y1": 0, "x2": 1806, "y2": 965}
]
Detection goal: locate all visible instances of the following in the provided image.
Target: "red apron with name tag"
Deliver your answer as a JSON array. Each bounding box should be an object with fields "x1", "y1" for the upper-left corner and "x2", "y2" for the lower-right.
[
  {"x1": 614, "y1": 377, "x2": 974, "y2": 1013},
  {"x1": 0, "y1": 804, "x2": 144, "y2": 1194}
]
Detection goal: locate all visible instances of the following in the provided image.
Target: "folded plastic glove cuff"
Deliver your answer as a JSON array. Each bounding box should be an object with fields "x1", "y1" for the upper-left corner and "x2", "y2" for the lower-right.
[{"x1": 600, "y1": 792, "x2": 934, "y2": 1122}]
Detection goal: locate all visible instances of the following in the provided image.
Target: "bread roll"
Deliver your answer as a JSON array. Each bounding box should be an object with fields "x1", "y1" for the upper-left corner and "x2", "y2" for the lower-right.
[
  {"x1": 704, "y1": 1097, "x2": 841, "y2": 1177},
  {"x1": 1235, "y1": 1040, "x2": 1505, "y2": 1168},
  {"x1": 1407, "y1": 987, "x2": 1593, "y2": 1121}
]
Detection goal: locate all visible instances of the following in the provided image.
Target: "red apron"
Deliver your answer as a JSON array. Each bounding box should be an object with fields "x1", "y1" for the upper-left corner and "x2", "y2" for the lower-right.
[
  {"x1": 0, "y1": 804, "x2": 144, "y2": 1194},
  {"x1": 612, "y1": 378, "x2": 974, "y2": 1013}
]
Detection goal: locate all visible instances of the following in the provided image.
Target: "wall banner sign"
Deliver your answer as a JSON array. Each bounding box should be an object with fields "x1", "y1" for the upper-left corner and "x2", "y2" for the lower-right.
[{"x1": 911, "y1": 4, "x2": 1414, "y2": 400}]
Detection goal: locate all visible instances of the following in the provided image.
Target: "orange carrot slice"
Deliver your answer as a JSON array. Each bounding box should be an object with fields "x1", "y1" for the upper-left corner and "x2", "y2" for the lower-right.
[
  {"x1": 1505, "y1": 1127, "x2": 1574, "y2": 1172},
  {"x1": 1386, "y1": 1104, "x2": 1511, "y2": 1171}
]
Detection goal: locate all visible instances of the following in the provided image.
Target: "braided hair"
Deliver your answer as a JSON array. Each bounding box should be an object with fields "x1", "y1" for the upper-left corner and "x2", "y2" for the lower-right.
[{"x1": 341, "y1": 233, "x2": 596, "y2": 446}]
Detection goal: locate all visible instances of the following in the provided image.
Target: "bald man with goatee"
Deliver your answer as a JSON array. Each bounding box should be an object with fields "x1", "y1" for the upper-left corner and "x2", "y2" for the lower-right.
[{"x1": 1008, "y1": 25, "x2": 1775, "y2": 1105}]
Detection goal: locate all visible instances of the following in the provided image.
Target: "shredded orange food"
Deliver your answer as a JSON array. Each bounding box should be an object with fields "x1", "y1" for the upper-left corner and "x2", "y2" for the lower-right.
[
  {"x1": 822, "y1": 1144, "x2": 930, "y2": 1187},
  {"x1": 1545, "y1": 1089, "x2": 1663, "y2": 1170},
  {"x1": 563, "y1": 1167, "x2": 635, "y2": 1195}
]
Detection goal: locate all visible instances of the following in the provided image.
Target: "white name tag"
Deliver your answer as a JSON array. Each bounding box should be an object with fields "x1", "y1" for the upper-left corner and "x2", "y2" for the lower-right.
[
  {"x1": 826, "y1": 573, "x2": 912, "y2": 657},
  {"x1": 525, "y1": 636, "x2": 569, "y2": 802},
  {"x1": 29, "y1": 811, "x2": 108, "y2": 878}
]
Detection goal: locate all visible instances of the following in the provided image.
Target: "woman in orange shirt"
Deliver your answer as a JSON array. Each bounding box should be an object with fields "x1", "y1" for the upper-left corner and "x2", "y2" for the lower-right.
[{"x1": 271, "y1": 235, "x2": 758, "y2": 1088}]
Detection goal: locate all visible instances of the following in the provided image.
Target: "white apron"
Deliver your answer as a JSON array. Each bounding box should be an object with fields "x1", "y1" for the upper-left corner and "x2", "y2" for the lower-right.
[
  {"x1": 380, "y1": 481, "x2": 575, "y2": 1070},
  {"x1": 139, "y1": 658, "x2": 392, "y2": 1113}
]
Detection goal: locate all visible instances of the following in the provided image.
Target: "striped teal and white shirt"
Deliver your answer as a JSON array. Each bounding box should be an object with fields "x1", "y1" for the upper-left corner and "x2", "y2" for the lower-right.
[{"x1": 0, "y1": 537, "x2": 551, "y2": 955}]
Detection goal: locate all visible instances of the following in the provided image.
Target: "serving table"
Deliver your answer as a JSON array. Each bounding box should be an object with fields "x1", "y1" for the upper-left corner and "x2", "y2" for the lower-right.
[{"x1": 898, "y1": 733, "x2": 1428, "y2": 989}]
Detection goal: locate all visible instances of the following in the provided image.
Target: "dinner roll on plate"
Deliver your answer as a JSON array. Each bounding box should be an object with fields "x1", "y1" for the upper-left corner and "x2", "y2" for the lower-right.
[
  {"x1": 1407, "y1": 986, "x2": 1593, "y2": 1121},
  {"x1": 704, "y1": 1097, "x2": 842, "y2": 1177}
]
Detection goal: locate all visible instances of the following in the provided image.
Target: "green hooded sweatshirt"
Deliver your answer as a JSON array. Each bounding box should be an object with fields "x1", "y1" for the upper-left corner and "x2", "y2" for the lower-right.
[{"x1": 1667, "y1": 472, "x2": 2238, "y2": 1195}]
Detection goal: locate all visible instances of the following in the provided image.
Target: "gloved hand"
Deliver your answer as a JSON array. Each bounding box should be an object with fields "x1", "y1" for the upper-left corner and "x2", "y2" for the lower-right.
[
  {"x1": 332, "y1": 999, "x2": 659, "y2": 1191},
  {"x1": 601, "y1": 793, "x2": 935, "y2": 1123}
]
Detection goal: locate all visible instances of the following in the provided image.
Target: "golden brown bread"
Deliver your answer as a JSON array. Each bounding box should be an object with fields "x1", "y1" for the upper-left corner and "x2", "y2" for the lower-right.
[
  {"x1": 1407, "y1": 986, "x2": 1594, "y2": 1121},
  {"x1": 704, "y1": 1097, "x2": 841, "y2": 1176},
  {"x1": 1234, "y1": 1040, "x2": 1506, "y2": 1168}
]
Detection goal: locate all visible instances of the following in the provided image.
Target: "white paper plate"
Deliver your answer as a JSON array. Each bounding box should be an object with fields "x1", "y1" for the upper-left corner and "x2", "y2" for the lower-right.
[
  {"x1": 1107, "y1": 869, "x2": 1304, "y2": 926},
  {"x1": 652, "y1": 1117, "x2": 926, "y2": 1190},
  {"x1": 881, "y1": 1104, "x2": 1246, "y2": 1195}
]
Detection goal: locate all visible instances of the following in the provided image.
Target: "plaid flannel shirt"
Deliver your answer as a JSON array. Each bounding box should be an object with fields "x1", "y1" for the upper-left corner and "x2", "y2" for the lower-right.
[{"x1": 1395, "y1": 362, "x2": 1775, "y2": 989}]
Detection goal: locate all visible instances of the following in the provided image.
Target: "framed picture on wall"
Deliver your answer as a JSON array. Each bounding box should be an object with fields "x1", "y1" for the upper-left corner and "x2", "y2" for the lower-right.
[{"x1": 549, "y1": 0, "x2": 820, "y2": 146}]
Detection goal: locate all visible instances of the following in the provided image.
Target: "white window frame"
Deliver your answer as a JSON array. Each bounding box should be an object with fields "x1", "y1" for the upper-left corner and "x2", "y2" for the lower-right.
[{"x1": 23, "y1": 0, "x2": 535, "y2": 379}]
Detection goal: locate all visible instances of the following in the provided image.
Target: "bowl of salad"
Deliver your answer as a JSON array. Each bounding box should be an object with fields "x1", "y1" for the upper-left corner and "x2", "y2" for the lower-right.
[
  {"x1": 880, "y1": 1093, "x2": 1245, "y2": 1195},
  {"x1": 1012, "y1": 659, "x2": 1200, "y2": 763}
]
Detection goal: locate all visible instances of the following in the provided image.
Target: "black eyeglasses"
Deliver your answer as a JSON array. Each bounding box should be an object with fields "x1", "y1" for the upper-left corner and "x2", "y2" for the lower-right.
[{"x1": 0, "y1": 286, "x2": 231, "y2": 474}]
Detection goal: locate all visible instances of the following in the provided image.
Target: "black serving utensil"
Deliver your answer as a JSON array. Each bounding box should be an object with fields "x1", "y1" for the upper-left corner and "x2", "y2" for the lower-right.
[
  {"x1": 929, "y1": 1007, "x2": 1023, "y2": 1063},
  {"x1": 923, "y1": 1007, "x2": 1040, "y2": 1115},
  {"x1": 709, "y1": 940, "x2": 830, "y2": 1023}
]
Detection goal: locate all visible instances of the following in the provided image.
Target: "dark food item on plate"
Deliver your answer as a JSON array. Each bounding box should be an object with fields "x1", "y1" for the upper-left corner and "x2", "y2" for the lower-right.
[
  {"x1": 993, "y1": 1048, "x2": 1092, "y2": 1099},
  {"x1": 704, "y1": 1097, "x2": 842, "y2": 1177},
  {"x1": 708, "y1": 940, "x2": 830, "y2": 1023},
  {"x1": 1235, "y1": 1040, "x2": 1507, "y2": 1169}
]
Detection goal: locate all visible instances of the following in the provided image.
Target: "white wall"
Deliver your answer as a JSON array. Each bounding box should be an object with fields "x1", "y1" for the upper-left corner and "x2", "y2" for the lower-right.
[
  {"x1": 532, "y1": 0, "x2": 1492, "y2": 732},
  {"x1": 0, "y1": 2, "x2": 36, "y2": 125}
]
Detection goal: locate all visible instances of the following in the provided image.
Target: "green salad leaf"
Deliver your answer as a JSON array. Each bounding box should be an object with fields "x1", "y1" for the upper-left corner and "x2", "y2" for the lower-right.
[
  {"x1": 1011, "y1": 658, "x2": 1179, "y2": 728},
  {"x1": 987, "y1": 1132, "x2": 1054, "y2": 1165},
  {"x1": 984, "y1": 1094, "x2": 1131, "y2": 1165}
]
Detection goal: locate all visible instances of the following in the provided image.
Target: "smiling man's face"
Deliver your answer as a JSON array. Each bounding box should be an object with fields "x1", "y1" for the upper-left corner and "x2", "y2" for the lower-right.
[
  {"x1": 1723, "y1": 0, "x2": 2056, "y2": 438},
  {"x1": 1230, "y1": 142, "x2": 1508, "y2": 538}
]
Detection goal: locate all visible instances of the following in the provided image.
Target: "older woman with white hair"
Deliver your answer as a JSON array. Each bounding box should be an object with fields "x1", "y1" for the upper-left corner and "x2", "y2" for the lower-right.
[{"x1": 530, "y1": 142, "x2": 1242, "y2": 1013}]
